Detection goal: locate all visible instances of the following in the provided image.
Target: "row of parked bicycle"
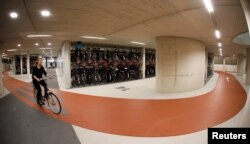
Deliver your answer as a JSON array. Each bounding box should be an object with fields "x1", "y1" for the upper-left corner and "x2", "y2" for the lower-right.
[
  {"x1": 71, "y1": 64, "x2": 142, "y2": 87},
  {"x1": 145, "y1": 50, "x2": 156, "y2": 78},
  {"x1": 70, "y1": 42, "x2": 155, "y2": 87},
  {"x1": 70, "y1": 44, "x2": 143, "y2": 87}
]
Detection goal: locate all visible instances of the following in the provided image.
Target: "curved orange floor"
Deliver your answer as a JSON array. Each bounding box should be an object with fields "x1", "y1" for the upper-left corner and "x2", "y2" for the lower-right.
[{"x1": 3, "y1": 71, "x2": 247, "y2": 137}]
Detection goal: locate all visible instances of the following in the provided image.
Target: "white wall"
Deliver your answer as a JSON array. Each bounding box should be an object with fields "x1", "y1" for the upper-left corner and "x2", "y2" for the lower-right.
[
  {"x1": 214, "y1": 64, "x2": 237, "y2": 73},
  {"x1": 214, "y1": 56, "x2": 238, "y2": 73},
  {"x1": 56, "y1": 41, "x2": 71, "y2": 89},
  {"x1": 225, "y1": 65, "x2": 238, "y2": 72},
  {"x1": 11, "y1": 58, "x2": 15, "y2": 73},
  {"x1": 213, "y1": 64, "x2": 224, "y2": 71}
]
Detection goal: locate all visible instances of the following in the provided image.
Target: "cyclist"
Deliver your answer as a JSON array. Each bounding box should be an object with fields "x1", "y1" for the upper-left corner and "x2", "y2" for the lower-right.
[{"x1": 32, "y1": 57, "x2": 49, "y2": 105}]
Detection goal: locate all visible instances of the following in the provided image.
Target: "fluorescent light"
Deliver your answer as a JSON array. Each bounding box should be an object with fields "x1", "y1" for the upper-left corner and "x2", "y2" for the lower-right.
[
  {"x1": 35, "y1": 43, "x2": 39, "y2": 46},
  {"x1": 40, "y1": 10, "x2": 51, "y2": 17},
  {"x1": 17, "y1": 44, "x2": 21, "y2": 47},
  {"x1": 219, "y1": 48, "x2": 222, "y2": 51},
  {"x1": 27, "y1": 35, "x2": 52, "y2": 37},
  {"x1": 203, "y1": 0, "x2": 214, "y2": 13},
  {"x1": 40, "y1": 48, "x2": 52, "y2": 50},
  {"x1": 81, "y1": 36, "x2": 107, "y2": 40},
  {"x1": 218, "y1": 42, "x2": 222, "y2": 47},
  {"x1": 9, "y1": 12, "x2": 18, "y2": 19},
  {"x1": 48, "y1": 42, "x2": 51, "y2": 46},
  {"x1": 130, "y1": 41, "x2": 146, "y2": 45},
  {"x1": 7, "y1": 49, "x2": 17, "y2": 52},
  {"x1": 215, "y1": 30, "x2": 221, "y2": 39}
]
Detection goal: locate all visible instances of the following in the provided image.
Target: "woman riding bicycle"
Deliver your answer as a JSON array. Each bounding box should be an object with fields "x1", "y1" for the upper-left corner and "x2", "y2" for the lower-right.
[{"x1": 32, "y1": 57, "x2": 49, "y2": 105}]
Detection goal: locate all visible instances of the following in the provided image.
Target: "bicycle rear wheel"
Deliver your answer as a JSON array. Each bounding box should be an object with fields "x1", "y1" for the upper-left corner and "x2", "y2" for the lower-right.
[{"x1": 47, "y1": 93, "x2": 62, "y2": 114}]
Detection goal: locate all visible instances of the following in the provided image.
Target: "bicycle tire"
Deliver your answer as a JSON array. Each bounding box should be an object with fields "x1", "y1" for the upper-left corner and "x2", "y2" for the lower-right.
[{"x1": 47, "y1": 93, "x2": 62, "y2": 114}]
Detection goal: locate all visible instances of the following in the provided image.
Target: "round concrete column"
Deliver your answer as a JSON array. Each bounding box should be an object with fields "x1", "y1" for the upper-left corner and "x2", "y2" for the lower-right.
[
  {"x1": 237, "y1": 54, "x2": 246, "y2": 76},
  {"x1": 246, "y1": 49, "x2": 250, "y2": 84},
  {"x1": 155, "y1": 36, "x2": 206, "y2": 93}
]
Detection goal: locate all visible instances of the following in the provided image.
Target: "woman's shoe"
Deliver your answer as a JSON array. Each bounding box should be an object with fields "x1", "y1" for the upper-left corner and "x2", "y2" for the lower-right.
[{"x1": 38, "y1": 100, "x2": 45, "y2": 106}]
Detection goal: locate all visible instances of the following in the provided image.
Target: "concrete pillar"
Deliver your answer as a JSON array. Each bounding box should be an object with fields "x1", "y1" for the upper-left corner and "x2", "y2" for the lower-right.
[
  {"x1": 27, "y1": 53, "x2": 30, "y2": 74},
  {"x1": 0, "y1": 59, "x2": 4, "y2": 95},
  {"x1": 212, "y1": 57, "x2": 215, "y2": 68},
  {"x1": 142, "y1": 48, "x2": 146, "y2": 79},
  {"x1": 241, "y1": 0, "x2": 250, "y2": 83},
  {"x1": 205, "y1": 49, "x2": 208, "y2": 82},
  {"x1": 241, "y1": 0, "x2": 250, "y2": 33},
  {"x1": 246, "y1": 49, "x2": 250, "y2": 84},
  {"x1": 11, "y1": 58, "x2": 15, "y2": 74},
  {"x1": 42, "y1": 57, "x2": 46, "y2": 68},
  {"x1": 20, "y1": 55, "x2": 23, "y2": 75},
  {"x1": 59, "y1": 40, "x2": 71, "y2": 89},
  {"x1": 155, "y1": 36, "x2": 206, "y2": 93},
  {"x1": 223, "y1": 57, "x2": 226, "y2": 72},
  {"x1": 237, "y1": 54, "x2": 246, "y2": 76}
]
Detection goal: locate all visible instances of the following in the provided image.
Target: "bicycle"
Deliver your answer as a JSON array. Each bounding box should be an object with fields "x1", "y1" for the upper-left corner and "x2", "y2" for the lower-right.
[{"x1": 33, "y1": 77, "x2": 62, "y2": 114}]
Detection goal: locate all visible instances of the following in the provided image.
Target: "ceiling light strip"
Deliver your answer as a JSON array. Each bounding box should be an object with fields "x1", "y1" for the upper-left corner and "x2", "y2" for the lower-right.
[
  {"x1": 39, "y1": 48, "x2": 52, "y2": 50},
  {"x1": 81, "y1": 36, "x2": 107, "y2": 40},
  {"x1": 130, "y1": 41, "x2": 145, "y2": 45},
  {"x1": 203, "y1": 0, "x2": 214, "y2": 13},
  {"x1": 27, "y1": 35, "x2": 52, "y2": 37},
  {"x1": 7, "y1": 49, "x2": 17, "y2": 52}
]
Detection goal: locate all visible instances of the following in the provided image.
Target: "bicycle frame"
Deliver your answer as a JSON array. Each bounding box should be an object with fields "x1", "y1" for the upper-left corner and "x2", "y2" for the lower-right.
[{"x1": 33, "y1": 77, "x2": 62, "y2": 114}]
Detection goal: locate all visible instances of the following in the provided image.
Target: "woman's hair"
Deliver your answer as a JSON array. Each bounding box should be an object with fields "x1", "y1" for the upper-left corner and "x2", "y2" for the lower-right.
[{"x1": 34, "y1": 58, "x2": 42, "y2": 67}]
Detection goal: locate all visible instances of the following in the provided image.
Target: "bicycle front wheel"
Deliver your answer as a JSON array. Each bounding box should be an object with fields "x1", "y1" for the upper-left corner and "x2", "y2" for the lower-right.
[{"x1": 47, "y1": 93, "x2": 62, "y2": 114}]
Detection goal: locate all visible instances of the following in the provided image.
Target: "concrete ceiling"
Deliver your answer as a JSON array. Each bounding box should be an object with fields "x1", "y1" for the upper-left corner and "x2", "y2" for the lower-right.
[{"x1": 0, "y1": 0, "x2": 249, "y2": 58}]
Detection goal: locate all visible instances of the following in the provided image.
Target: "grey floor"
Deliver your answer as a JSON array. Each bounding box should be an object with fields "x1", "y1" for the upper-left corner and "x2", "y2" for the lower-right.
[{"x1": 0, "y1": 92, "x2": 80, "y2": 144}]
